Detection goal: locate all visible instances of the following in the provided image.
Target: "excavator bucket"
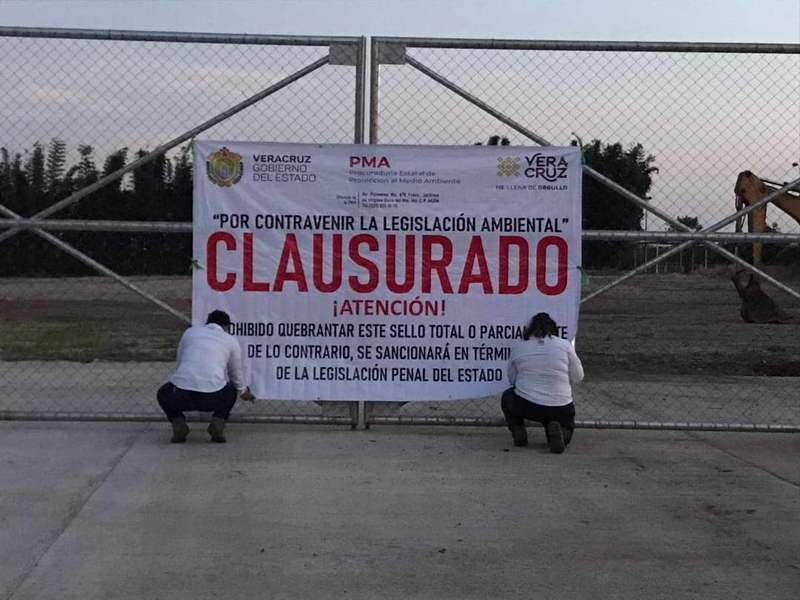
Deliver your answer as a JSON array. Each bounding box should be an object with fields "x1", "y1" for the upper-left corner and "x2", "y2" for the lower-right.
[{"x1": 731, "y1": 270, "x2": 788, "y2": 323}]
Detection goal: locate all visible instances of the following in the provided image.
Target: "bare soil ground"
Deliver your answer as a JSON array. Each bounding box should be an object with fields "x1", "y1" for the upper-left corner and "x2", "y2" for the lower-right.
[
  {"x1": 1, "y1": 270, "x2": 798, "y2": 376},
  {"x1": 580, "y1": 268, "x2": 800, "y2": 378}
]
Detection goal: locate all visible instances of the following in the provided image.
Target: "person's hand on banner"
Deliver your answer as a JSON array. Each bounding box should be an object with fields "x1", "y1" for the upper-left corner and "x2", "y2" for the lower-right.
[{"x1": 240, "y1": 387, "x2": 255, "y2": 402}]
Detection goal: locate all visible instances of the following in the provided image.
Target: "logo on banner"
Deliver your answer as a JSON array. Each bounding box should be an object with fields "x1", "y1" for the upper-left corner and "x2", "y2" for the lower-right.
[
  {"x1": 524, "y1": 154, "x2": 569, "y2": 182},
  {"x1": 350, "y1": 155, "x2": 392, "y2": 168},
  {"x1": 497, "y1": 157, "x2": 521, "y2": 177},
  {"x1": 207, "y1": 147, "x2": 243, "y2": 187}
]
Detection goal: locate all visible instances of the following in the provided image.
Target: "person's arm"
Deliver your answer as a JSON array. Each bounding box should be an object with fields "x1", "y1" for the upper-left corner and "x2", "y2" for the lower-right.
[
  {"x1": 567, "y1": 343, "x2": 584, "y2": 385},
  {"x1": 226, "y1": 338, "x2": 250, "y2": 395},
  {"x1": 225, "y1": 336, "x2": 255, "y2": 401},
  {"x1": 507, "y1": 341, "x2": 521, "y2": 385},
  {"x1": 507, "y1": 355, "x2": 518, "y2": 386},
  {"x1": 175, "y1": 330, "x2": 188, "y2": 364}
]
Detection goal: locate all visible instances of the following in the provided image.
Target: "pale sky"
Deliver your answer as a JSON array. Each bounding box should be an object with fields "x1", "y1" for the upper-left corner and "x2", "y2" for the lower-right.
[{"x1": 1, "y1": 0, "x2": 798, "y2": 43}]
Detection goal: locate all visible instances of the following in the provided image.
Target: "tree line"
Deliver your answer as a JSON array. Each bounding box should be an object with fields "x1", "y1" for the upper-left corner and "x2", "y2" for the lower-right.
[{"x1": 0, "y1": 140, "x2": 193, "y2": 275}]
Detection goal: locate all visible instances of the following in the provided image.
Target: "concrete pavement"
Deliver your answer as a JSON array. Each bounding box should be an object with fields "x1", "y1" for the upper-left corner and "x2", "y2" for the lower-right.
[{"x1": 1, "y1": 422, "x2": 798, "y2": 599}]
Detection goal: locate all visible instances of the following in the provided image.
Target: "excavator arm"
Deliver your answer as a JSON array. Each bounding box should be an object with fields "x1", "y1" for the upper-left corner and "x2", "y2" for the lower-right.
[{"x1": 734, "y1": 170, "x2": 800, "y2": 265}]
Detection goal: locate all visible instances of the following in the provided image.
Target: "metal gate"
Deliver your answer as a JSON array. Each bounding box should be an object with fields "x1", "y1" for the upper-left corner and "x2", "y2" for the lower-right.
[
  {"x1": 365, "y1": 37, "x2": 800, "y2": 430},
  {"x1": 0, "y1": 26, "x2": 365, "y2": 425},
  {"x1": 1, "y1": 28, "x2": 798, "y2": 430}
]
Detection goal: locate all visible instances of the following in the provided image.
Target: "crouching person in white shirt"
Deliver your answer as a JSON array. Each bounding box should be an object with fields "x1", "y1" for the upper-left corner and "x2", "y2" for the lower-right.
[
  {"x1": 157, "y1": 310, "x2": 254, "y2": 443},
  {"x1": 501, "y1": 312, "x2": 584, "y2": 454}
]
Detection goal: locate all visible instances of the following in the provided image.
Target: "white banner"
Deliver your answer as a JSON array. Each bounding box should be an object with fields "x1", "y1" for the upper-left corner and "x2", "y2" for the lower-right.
[{"x1": 193, "y1": 142, "x2": 582, "y2": 401}]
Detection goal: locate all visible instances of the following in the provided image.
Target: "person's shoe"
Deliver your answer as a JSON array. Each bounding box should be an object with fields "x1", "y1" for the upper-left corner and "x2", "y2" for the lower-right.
[
  {"x1": 563, "y1": 427, "x2": 573, "y2": 447},
  {"x1": 207, "y1": 417, "x2": 227, "y2": 443},
  {"x1": 547, "y1": 422, "x2": 565, "y2": 454},
  {"x1": 170, "y1": 417, "x2": 189, "y2": 443},
  {"x1": 510, "y1": 426, "x2": 528, "y2": 447}
]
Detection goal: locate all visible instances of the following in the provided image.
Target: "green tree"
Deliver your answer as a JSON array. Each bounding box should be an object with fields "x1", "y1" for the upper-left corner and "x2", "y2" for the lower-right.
[
  {"x1": 669, "y1": 215, "x2": 702, "y2": 232},
  {"x1": 76, "y1": 144, "x2": 98, "y2": 186},
  {"x1": 45, "y1": 138, "x2": 67, "y2": 198},
  {"x1": 131, "y1": 149, "x2": 169, "y2": 215},
  {"x1": 127, "y1": 148, "x2": 187, "y2": 274},
  {"x1": 474, "y1": 135, "x2": 510, "y2": 146},
  {"x1": 170, "y1": 144, "x2": 193, "y2": 221},
  {"x1": 0, "y1": 147, "x2": 68, "y2": 275},
  {"x1": 101, "y1": 148, "x2": 128, "y2": 202},
  {"x1": 64, "y1": 144, "x2": 99, "y2": 194},
  {"x1": 579, "y1": 139, "x2": 659, "y2": 268},
  {"x1": 70, "y1": 146, "x2": 128, "y2": 219},
  {"x1": 26, "y1": 142, "x2": 46, "y2": 200},
  {"x1": 10, "y1": 152, "x2": 28, "y2": 212},
  {"x1": 0, "y1": 148, "x2": 10, "y2": 207}
]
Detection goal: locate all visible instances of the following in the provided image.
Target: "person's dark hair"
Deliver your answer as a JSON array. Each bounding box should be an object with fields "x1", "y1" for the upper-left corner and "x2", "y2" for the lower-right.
[
  {"x1": 522, "y1": 312, "x2": 558, "y2": 340},
  {"x1": 206, "y1": 310, "x2": 232, "y2": 328}
]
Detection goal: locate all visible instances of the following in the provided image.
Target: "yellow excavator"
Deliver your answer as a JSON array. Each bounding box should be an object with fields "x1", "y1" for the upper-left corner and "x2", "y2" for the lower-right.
[{"x1": 731, "y1": 170, "x2": 799, "y2": 323}]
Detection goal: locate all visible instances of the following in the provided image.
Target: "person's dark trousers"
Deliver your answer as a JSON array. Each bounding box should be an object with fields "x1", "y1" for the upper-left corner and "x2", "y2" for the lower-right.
[
  {"x1": 501, "y1": 387, "x2": 575, "y2": 445},
  {"x1": 157, "y1": 382, "x2": 238, "y2": 421}
]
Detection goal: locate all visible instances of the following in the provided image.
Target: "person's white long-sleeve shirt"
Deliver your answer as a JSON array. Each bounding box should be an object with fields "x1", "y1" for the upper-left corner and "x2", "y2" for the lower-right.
[
  {"x1": 507, "y1": 335, "x2": 584, "y2": 406},
  {"x1": 169, "y1": 323, "x2": 246, "y2": 393}
]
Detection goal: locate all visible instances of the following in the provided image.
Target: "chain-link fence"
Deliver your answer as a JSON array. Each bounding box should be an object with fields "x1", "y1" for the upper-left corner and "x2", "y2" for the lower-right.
[
  {"x1": 1, "y1": 29, "x2": 798, "y2": 430},
  {"x1": 0, "y1": 27, "x2": 365, "y2": 425},
  {"x1": 367, "y1": 37, "x2": 800, "y2": 430}
]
